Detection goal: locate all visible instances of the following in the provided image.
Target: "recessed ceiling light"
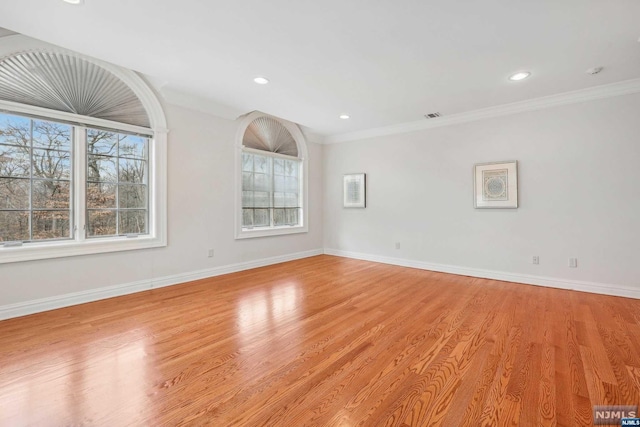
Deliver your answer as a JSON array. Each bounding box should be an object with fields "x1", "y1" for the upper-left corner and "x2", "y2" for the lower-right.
[
  {"x1": 586, "y1": 66, "x2": 603, "y2": 75},
  {"x1": 253, "y1": 77, "x2": 269, "y2": 85},
  {"x1": 62, "y1": 0, "x2": 84, "y2": 4},
  {"x1": 508, "y1": 71, "x2": 531, "y2": 81},
  {"x1": 339, "y1": 114, "x2": 350, "y2": 119}
]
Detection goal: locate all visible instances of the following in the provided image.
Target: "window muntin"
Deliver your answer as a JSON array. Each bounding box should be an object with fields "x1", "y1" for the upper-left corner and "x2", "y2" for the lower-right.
[
  {"x1": 0, "y1": 111, "x2": 151, "y2": 246},
  {"x1": 242, "y1": 152, "x2": 301, "y2": 229},
  {"x1": 86, "y1": 129, "x2": 148, "y2": 237},
  {"x1": 0, "y1": 113, "x2": 72, "y2": 242}
]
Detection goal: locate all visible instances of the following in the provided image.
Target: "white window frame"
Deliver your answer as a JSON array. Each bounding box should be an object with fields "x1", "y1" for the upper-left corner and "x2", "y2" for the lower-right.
[
  {"x1": 0, "y1": 36, "x2": 168, "y2": 263},
  {"x1": 235, "y1": 111, "x2": 308, "y2": 239}
]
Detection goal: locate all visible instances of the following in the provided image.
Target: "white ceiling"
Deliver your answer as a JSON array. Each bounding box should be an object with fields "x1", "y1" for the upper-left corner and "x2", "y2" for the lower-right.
[{"x1": 0, "y1": 0, "x2": 639, "y2": 138}]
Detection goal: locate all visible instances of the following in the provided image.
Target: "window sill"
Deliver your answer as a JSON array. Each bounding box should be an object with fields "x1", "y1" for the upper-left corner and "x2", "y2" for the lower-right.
[
  {"x1": 0, "y1": 235, "x2": 166, "y2": 264},
  {"x1": 235, "y1": 225, "x2": 308, "y2": 240}
]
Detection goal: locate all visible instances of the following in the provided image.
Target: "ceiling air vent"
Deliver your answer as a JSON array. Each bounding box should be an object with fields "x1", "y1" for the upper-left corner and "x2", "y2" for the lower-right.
[{"x1": 424, "y1": 112, "x2": 442, "y2": 119}]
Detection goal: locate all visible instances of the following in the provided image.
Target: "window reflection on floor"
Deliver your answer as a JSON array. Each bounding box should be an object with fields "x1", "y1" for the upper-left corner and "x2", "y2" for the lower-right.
[
  {"x1": 0, "y1": 332, "x2": 150, "y2": 425},
  {"x1": 236, "y1": 283, "x2": 301, "y2": 344}
]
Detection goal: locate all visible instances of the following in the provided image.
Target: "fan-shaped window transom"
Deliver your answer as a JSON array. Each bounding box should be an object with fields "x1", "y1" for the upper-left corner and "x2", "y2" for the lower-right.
[
  {"x1": 0, "y1": 50, "x2": 150, "y2": 128},
  {"x1": 242, "y1": 116, "x2": 298, "y2": 157}
]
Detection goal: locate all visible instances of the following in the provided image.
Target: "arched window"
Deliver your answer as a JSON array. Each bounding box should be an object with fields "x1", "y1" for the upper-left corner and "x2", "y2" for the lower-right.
[
  {"x1": 236, "y1": 112, "x2": 308, "y2": 238},
  {"x1": 0, "y1": 35, "x2": 167, "y2": 263}
]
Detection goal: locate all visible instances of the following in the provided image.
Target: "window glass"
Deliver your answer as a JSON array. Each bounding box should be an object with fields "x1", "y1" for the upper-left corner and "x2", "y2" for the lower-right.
[
  {"x1": 0, "y1": 113, "x2": 72, "y2": 242},
  {"x1": 86, "y1": 129, "x2": 148, "y2": 237},
  {"x1": 241, "y1": 152, "x2": 301, "y2": 229}
]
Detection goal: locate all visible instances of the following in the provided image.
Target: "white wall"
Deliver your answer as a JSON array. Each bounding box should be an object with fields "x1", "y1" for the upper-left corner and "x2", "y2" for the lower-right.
[
  {"x1": 324, "y1": 93, "x2": 640, "y2": 293},
  {"x1": 1, "y1": 103, "x2": 324, "y2": 310},
  {"x1": 3, "y1": 88, "x2": 639, "y2": 317}
]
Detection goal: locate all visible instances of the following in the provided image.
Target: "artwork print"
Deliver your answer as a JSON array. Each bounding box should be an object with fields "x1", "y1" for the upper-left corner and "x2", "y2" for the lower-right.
[{"x1": 474, "y1": 161, "x2": 517, "y2": 208}]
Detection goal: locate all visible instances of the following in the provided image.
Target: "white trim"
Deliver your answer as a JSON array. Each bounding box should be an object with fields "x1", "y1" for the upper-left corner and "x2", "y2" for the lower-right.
[
  {"x1": 0, "y1": 99, "x2": 153, "y2": 136},
  {"x1": 235, "y1": 225, "x2": 308, "y2": 239},
  {"x1": 0, "y1": 249, "x2": 323, "y2": 321},
  {"x1": 323, "y1": 77, "x2": 640, "y2": 144},
  {"x1": 234, "y1": 111, "x2": 309, "y2": 239},
  {"x1": 0, "y1": 236, "x2": 166, "y2": 264},
  {"x1": 324, "y1": 248, "x2": 640, "y2": 300},
  {"x1": 4, "y1": 247, "x2": 638, "y2": 320}
]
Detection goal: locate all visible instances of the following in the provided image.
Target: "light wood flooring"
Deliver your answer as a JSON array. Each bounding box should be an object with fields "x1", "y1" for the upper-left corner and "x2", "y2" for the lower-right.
[{"x1": 2, "y1": 255, "x2": 640, "y2": 426}]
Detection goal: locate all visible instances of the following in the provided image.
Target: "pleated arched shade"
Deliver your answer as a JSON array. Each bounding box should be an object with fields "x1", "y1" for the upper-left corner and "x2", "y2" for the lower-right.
[
  {"x1": 242, "y1": 116, "x2": 298, "y2": 157},
  {"x1": 0, "y1": 51, "x2": 150, "y2": 128}
]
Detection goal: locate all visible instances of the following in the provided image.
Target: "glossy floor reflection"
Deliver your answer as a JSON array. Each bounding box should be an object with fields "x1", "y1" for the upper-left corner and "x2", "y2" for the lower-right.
[{"x1": 3, "y1": 255, "x2": 640, "y2": 426}]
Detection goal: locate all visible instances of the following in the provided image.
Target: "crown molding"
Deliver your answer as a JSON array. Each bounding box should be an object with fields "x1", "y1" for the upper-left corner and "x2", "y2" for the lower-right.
[{"x1": 323, "y1": 78, "x2": 640, "y2": 144}]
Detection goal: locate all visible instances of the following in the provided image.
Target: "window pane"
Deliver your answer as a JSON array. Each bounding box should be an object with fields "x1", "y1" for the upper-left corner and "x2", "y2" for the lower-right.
[
  {"x1": 285, "y1": 160, "x2": 298, "y2": 177},
  {"x1": 253, "y1": 173, "x2": 270, "y2": 192},
  {"x1": 274, "y1": 158, "x2": 284, "y2": 174},
  {"x1": 254, "y1": 155, "x2": 270, "y2": 174},
  {"x1": 0, "y1": 178, "x2": 29, "y2": 209},
  {"x1": 242, "y1": 153, "x2": 253, "y2": 172},
  {"x1": 87, "y1": 155, "x2": 117, "y2": 182},
  {"x1": 87, "y1": 210, "x2": 117, "y2": 237},
  {"x1": 87, "y1": 128, "x2": 150, "y2": 238},
  {"x1": 242, "y1": 191, "x2": 253, "y2": 208},
  {"x1": 273, "y1": 175, "x2": 285, "y2": 192},
  {"x1": 241, "y1": 150, "x2": 302, "y2": 232},
  {"x1": 32, "y1": 180, "x2": 70, "y2": 209},
  {"x1": 32, "y1": 120, "x2": 71, "y2": 150},
  {"x1": 119, "y1": 158, "x2": 146, "y2": 183},
  {"x1": 285, "y1": 176, "x2": 298, "y2": 192},
  {"x1": 119, "y1": 135, "x2": 146, "y2": 159},
  {"x1": 119, "y1": 184, "x2": 147, "y2": 209},
  {"x1": 0, "y1": 144, "x2": 30, "y2": 178},
  {"x1": 286, "y1": 208, "x2": 299, "y2": 225},
  {"x1": 119, "y1": 210, "x2": 147, "y2": 234},
  {"x1": 0, "y1": 114, "x2": 30, "y2": 147},
  {"x1": 87, "y1": 182, "x2": 116, "y2": 208},
  {"x1": 273, "y1": 192, "x2": 285, "y2": 208},
  {"x1": 32, "y1": 149, "x2": 71, "y2": 180},
  {"x1": 242, "y1": 208, "x2": 253, "y2": 227},
  {"x1": 87, "y1": 130, "x2": 118, "y2": 156},
  {"x1": 285, "y1": 192, "x2": 299, "y2": 208},
  {"x1": 253, "y1": 209, "x2": 269, "y2": 226},
  {"x1": 273, "y1": 208, "x2": 285, "y2": 226},
  {"x1": 254, "y1": 191, "x2": 270, "y2": 208},
  {"x1": 32, "y1": 210, "x2": 70, "y2": 240},
  {"x1": 242, "y1": 172, "x2": 253, "y2": 191},
  {"x1": 0, "y1": 211, "x2": 29, "y2": 241}
]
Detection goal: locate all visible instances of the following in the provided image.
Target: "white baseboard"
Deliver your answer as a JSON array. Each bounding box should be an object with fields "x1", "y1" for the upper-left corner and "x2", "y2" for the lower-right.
[
  {"x1": 324, "y1": 248, "x2": 640, "y2": 300},
  {"x1": 0, "y1": 249, "x2": 323, "y2": 321},
  {"x1": 4, "y1": 247, "x2": 637, "y2": 321}
]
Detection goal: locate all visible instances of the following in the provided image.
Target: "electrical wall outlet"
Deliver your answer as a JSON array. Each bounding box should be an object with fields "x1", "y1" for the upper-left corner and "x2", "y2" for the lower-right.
[
  {"x1": 532, "y1": 256, "x2": 539, "y2": 265},
  {"x1": 208, "y1": 249, "x2": 215, "y2": 258},
  {"x1": 569, "y1": 257, "x2": 577, "y2": 268},
  {"x1": 395, "y1": 242, "x2": 400, "y2": 249}
]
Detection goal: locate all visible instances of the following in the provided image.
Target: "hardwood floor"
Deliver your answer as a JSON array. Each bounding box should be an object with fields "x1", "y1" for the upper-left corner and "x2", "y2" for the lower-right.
[{"x1": 2, "y1": 255, "x2": 640, "y2": 426}]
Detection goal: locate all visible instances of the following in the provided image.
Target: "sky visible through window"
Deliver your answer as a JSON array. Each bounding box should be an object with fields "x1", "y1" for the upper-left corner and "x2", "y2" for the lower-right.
[
  {"x1": 0, "y1": 112, "x2": 149, "y2": 242},
  {"x1": 0, "y1": 113, "x2": 72, "y2": 242}
]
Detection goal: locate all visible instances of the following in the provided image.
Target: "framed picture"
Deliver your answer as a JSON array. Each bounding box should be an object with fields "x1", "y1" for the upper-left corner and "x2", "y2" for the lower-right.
[
  {"x1": 343, "y1": 173, "x2": 366, "y2": 208},
  {"x1": 474, "y1": 161, "x2": 518, "y2": 208}
]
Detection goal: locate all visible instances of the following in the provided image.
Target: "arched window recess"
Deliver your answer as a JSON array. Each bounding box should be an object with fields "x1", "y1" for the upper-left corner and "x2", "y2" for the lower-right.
[
  {"x1": 235, "y1": 111, "x2": 308, "y2": 239},
  {"x1": 0, "y1": 35, "x2": 167, "y2": 263}
]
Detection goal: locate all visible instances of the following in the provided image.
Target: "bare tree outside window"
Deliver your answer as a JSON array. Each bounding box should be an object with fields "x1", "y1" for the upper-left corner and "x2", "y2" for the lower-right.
[
  {"x1": 0, "y1": 114, "x2": 149, "y2": 243},
  {"x1": 86, "y1": 129, "x2": 148, "y2": 237},
  {"x1": 0, "y1": 113, "x2": 72, "y2": 242}
]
